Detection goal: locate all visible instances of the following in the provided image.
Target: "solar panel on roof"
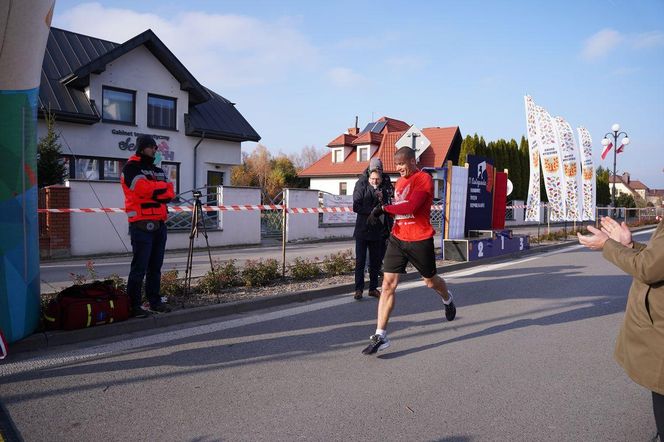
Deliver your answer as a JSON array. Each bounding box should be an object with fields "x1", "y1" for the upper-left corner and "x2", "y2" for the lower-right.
[
  {"x1": 371, "y1": 121, "x2": 386, "y2": 133},
  {"x1": 360, "y1": 122, "x2": 375, "y2": 134}
]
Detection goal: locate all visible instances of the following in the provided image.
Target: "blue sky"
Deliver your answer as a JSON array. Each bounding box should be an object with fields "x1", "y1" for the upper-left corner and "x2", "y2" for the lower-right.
[{"x1": 53, "y1": 0, "x2": 664, "y2": 187}]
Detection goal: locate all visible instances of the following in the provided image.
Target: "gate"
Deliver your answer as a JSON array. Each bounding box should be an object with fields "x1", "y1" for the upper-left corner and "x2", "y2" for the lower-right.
[{"x1": 261, "y1": 190, "x2": 283, "y2": 240}]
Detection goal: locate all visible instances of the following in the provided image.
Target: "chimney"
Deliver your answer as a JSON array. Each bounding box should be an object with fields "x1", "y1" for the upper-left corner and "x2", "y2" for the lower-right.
[
  {"x1": 348, "y1": 116, "x2": 360, "y2": 136},
  {"x1": 622, "y1": 172, "x2": 630, "y2": 183}
]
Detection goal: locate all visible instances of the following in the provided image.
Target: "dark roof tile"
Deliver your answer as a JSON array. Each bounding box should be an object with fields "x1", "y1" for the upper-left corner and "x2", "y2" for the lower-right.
[{"x1": 39, "y1": 27, "x2": 259, "y2": 140}]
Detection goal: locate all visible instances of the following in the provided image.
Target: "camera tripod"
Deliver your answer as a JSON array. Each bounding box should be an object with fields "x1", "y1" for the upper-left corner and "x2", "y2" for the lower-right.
[{"x1": 184, "y1": 190, "x2": 215, "y2": 297}]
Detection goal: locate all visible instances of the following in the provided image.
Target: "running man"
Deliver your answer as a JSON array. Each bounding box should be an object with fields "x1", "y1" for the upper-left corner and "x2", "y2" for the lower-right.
[{"x1": 362, "y1": 146, "x2": 456, "y2": 355}]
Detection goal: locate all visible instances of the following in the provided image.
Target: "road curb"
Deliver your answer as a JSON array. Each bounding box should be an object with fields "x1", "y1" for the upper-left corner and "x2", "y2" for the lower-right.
[{"x1": 8, "y1": 232, "x2": 647, "y2": 357}]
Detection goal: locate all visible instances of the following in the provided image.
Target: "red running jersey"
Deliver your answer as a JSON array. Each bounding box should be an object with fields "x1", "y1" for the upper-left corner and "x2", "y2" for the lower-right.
[{"x1": 389, "y1": 170, "x2": 434, "y2": 241}]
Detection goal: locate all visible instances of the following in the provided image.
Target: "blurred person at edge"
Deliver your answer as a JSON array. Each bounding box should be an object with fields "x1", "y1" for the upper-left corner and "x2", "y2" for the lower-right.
[
  {"x1": 121, "y1": 135, "x2": 175, "y2": 317},
  {"x1": 578, "y1": 216, "x2": 664, "y2": 439},
  {"x1": 352, "y1": 165, "x2": 391, "y2": 300}
]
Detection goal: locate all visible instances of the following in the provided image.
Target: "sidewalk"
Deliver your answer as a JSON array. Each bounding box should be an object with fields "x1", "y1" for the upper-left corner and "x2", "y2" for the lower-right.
[
  {"x1": 39, "y1": 224, "x2": 571, "y2": 293},
  {"x1": 15, "y1": 239, "x2": 581, "y2": 357}
]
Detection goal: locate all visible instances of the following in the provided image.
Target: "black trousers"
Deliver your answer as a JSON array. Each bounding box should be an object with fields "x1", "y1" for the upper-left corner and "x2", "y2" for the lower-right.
[
  {"x1": 654, "y1": 391, "x2": 664, "y2": 439},
  {"x1": 354, "y1": 238, "x2": 383, "y2": 292}
]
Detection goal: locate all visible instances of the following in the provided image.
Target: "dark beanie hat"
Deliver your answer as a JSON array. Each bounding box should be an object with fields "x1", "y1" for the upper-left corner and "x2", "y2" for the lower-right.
[{"x1": 135, "y1": 135, "x2": 157, "y2": 153}]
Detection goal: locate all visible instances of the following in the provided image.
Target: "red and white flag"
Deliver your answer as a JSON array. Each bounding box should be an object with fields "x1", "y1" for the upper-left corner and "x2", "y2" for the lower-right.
[
  {"x1": 0, "y1": 328, "x2": 7, "y2": 360},
  {"x1": 600, "y1": 142, "x2": 613, "y2": 160},
  {"x1": 616, "y1": 144, "x2": 624, "y2": 154}
]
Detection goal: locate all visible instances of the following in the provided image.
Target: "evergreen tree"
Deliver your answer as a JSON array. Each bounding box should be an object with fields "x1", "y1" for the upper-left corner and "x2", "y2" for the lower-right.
[
  {"x1": 458, "y1": 134, "x2": 476, "y2": 166},
  {"x1": 596, "y1": 166, "x2": 611, "y2": 206},
  {"x1": 37, "y1": 112, "x2": 67, "y2": 188},
  {"x1": 519, "y1": 136, "x2": 530, "y2": 201},
  {"x1": 615, "y1": 193, "x2": 636, "y2": 208},
  {"x1": 507, "y1": 140, "x2": 522, "y2": 200}
]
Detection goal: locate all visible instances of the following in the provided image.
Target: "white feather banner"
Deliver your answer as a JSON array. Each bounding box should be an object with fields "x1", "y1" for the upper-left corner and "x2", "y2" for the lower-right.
[
  {"x1": 535, "y1": 105, "x2": 566, "y2": 221},
  {"x1": 577, "y1": 127, "x2": 596, "y2": 221},
  {"x1": 523, "y1": 96, "x2": 541, "y2": 221},
  {"x1": 554, "y1": 116, "x2": 582, "y2": 221}
]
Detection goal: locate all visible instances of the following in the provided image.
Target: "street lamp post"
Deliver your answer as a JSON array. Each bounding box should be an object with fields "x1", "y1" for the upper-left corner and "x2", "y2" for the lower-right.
[{"x1": 602, "y1": 123, "x2": 630, "y2": 218}]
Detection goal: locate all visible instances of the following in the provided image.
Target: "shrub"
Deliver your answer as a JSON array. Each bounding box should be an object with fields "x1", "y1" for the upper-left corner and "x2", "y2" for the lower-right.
[
  {"x1": 160, "y1": 269, "x2": 185, "y2": 297},
  {"x1": 242, "y1": 258, "x2": 280, "y2": 287},
  {"x1": 107, "y1": 273, "x2": 127, "y2": 292},
  {"x1": 216, "y1": 259, "x2": 242, "y2": 288},
  {"x1": 290, "y1": 257, "x2": 321, "y2": 280},
  {"x1": 323, "y1": 249, "x2": 354, "y2": 276},
  {"x1": 197, "y1": 260, "x2": 241, "y2": 295},
  {"x1": 69, "y1": 259, "x2": 97, "y2": 285}
]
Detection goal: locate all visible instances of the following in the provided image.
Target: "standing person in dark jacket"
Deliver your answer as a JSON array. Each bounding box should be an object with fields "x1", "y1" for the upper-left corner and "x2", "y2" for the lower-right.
[
  {"x1": 352, "y1": 158, "x2": 393, "y2": 300},
  {"x1": 121, "y1": 135, "x2": 175, "y2": 317}
]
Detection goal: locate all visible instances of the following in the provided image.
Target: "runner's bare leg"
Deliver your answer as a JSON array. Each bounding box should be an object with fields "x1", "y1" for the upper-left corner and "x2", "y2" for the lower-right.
[
  {"x1": 423, "y1": 274, "x2": 451, "y2": 301},
  {"x1": 377, "y1": 272, "x2": 400, "y2": 330}
]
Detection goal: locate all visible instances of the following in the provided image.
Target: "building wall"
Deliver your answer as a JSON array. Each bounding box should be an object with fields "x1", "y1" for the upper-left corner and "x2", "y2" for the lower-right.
[
  {"x1": 309, "y1": 177, "x2": 359, "y2": 196},
  {"x1": 37, "y1": 45, "x2": 242, "y2": 196},
  {"x1": 65, "y1": 181, "x2": 260, "y2": 255},
  {"x1": 285, "y1": 189, "x2": 353, "y2": 241}
]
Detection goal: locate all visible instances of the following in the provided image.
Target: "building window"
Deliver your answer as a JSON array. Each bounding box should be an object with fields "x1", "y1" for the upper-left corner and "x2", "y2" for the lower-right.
[
  {"x1": 161, "y1": 162, "x2": 180, "y2": 194},
  {"x1": 333, "y1": 149, "x2": 343, "y2": 163},
  {"x1": 339, "y1": 182, "x2": 347, "y2": 195},
  {"x1": 357, "y1": 146, "x2": 369, "y2": 162},
  {"x1": 75, "y1": 158, "x2": 100, "y2": 180},
  {"x1": 102, "y1": 86, "x2": 136, "y2": 124},
  {"x1": 148, "y1": 94, "x2": 177, "y2": 130},
  {"x1": 103, "y1": 159, "x2": 126, "y2": 181},
  {"x1": 64, "y1": 156, "x2": 128, "y2": 182}
]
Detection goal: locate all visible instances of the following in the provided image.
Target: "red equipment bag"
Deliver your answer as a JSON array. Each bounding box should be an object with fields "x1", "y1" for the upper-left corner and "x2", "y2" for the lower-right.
[{"x1": 43, "y1": 280, "x2": 131, "y2": 330}]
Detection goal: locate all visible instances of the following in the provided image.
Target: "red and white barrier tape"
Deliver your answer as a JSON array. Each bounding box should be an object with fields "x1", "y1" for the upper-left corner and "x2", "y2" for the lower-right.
[
  {"x1": 38, "y1": 204, "x2": 446, "y2": 214},
  {"x1": 506, "y1": 204, "x2": 549, "y2": 209}
]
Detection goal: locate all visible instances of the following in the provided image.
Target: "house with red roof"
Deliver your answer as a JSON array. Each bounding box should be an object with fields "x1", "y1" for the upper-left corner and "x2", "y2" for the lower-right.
[
  {"x1": 609, "y1": 172, "x2": 664, "y2": 206},
  {"x1": 298, "y1": 116, "x2": 462, "y2": 197}
]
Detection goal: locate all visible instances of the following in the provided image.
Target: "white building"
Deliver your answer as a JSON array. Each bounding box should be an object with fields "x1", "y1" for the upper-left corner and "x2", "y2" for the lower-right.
[{"x1": 37, "y1": 27, "x2": 260, "y2": 195}]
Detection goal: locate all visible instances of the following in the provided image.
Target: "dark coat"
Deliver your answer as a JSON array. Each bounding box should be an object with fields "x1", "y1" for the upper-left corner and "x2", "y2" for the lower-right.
[{"x1": 352, "y1": 171, "x2": 393, "y2": 240}]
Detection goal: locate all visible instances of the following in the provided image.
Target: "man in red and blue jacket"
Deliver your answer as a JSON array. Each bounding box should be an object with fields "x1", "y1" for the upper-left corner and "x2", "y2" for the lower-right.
[{"x1": 121, "y1": 135, "x2": 175, "y2": 317}]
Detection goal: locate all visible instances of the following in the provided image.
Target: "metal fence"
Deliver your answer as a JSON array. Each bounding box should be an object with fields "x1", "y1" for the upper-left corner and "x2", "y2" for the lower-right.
[
  {"x1": 261, "y1": 190, "x2": 284, "y2": 239},
  {"x1": 595, "y1": 206, "x2": 663, "y2": 225},
  {"x1": 430, "y1": 204, "x2": 444, "y2": 231},
  {"x1": 166, "y1": 187, "x2": 220, "y2": 231}
]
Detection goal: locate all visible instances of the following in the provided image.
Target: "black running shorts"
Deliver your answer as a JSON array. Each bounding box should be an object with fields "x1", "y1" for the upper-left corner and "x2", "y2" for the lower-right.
[{"x1": 382, "y1": 235, "x2": 437, "y2": 278}]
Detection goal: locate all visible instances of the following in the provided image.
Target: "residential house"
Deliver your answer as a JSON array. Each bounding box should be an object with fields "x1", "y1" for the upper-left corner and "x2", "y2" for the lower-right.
[
  {"x1": 298, "y1": 116, "x2": 462, "y2": 198},
  {"x1": 609, "y1": 172, "x2": 664, "y2": 207},
  {"x1": 38, "y1": 27, "x2": 260, "y2": 193}
]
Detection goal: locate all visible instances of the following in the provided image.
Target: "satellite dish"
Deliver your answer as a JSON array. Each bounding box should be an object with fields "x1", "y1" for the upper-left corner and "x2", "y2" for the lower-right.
[{"x1": 506, "y1": 179, "x2": 513, "y2": 196}]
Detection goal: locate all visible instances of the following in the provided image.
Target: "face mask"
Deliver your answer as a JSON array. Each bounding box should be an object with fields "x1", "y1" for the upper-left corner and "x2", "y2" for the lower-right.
[{"x1": 154, "y1": 151, "x2": 163, "y2": 165}]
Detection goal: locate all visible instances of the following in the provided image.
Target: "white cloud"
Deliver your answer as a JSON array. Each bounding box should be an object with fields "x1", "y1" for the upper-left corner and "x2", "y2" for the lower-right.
[
  {"x1": 54, "y1": 2, "x2": 319, "y2": 88},
  {"x1": 581, "y1": 28, "x2": 623, "y2": 60},
  {"x1": 326, "y1": 67, "x2": 364, "y2": 88},
  {"x1": 631, "y1": 31, "x2": 664, "y2": 49}
]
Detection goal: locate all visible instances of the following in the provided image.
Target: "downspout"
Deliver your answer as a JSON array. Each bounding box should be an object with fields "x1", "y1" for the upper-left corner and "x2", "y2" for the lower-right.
[{"x1": 193, "y1": 131, "x2": 205, "y2": 189}]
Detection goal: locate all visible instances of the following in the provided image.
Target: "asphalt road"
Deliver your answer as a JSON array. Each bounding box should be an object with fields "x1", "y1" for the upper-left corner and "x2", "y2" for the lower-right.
[
  {"x1": 39, "y1": 224, "x2": 573, "y2": 293},
  {"x1": 2, "y1": 229, "x2": 655, "y2": 441}
]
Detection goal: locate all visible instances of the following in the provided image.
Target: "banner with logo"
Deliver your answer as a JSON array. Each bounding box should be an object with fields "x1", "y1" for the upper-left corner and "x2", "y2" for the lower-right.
[
  {"x1": 523, "y1": 96, "x2": 541, "y2": 222},
  {"x1": 534, "y1": 106, "x2": 566, "y2": 221},
  {"x1": 554, "y1": 116, "x2": 582, "y2": 221},
  {"x1": 322, "y1": 194, "x2": 356, "y2": 225},
  {"x1": 465, "y1": 155, "x2": 494, "y2": 234},
  {"x1": 577, "y1": 127, "x2": 596, "y2": 221}
]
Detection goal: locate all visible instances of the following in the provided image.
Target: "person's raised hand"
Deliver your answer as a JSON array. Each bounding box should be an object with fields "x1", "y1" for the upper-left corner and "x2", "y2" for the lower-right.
[
  {"x1": 577, "y1": 225, "x2": 609, "y2": 250},
  {"x1": 600, "y1": 216, "x2": 633, "y2": 247}
]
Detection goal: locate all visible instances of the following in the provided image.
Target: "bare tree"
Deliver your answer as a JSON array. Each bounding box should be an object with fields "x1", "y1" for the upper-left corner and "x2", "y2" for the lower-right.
[{"x1": 290, "y1": 145, "x2": 327, "y2": 170}]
